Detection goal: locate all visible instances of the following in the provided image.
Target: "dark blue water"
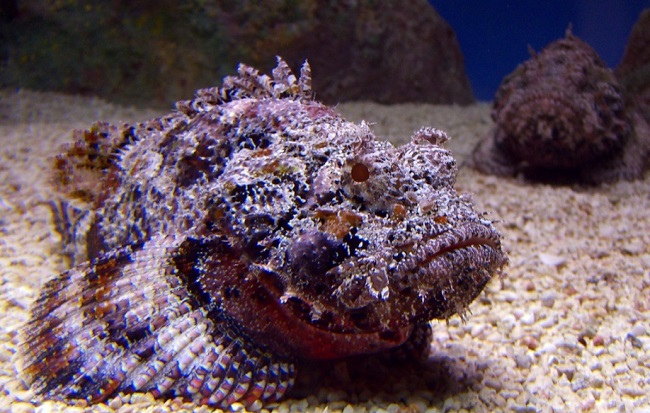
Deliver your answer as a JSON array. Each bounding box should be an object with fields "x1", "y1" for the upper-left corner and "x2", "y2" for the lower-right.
[{"x1": 430, "y1": 1, "x2": 648, "y2": 101}]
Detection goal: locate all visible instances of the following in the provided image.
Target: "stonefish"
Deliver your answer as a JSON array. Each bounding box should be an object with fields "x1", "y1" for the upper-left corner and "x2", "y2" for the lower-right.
[
  {"x1": 469, "y1": 29, "x2": 650, "y2": 184},
  {"x1": 21, "y1": 58, "x2": 506, "y2": 410}
]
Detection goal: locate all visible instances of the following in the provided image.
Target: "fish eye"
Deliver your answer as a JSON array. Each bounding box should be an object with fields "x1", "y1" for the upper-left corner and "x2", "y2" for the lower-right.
[{"x1": 350, "y1": 162, "x2": 370, "y2": 182}]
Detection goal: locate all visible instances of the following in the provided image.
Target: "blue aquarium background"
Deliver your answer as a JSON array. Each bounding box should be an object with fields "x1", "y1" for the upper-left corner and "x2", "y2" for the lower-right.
[{"x1": 430, "y1": 0, "x2": 648, "y2": 101}]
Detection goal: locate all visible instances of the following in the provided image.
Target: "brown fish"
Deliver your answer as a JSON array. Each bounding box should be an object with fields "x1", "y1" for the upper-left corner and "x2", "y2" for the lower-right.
[
  {"x1": 21, "y1": 58, "x2": 506, "y2": 410},
  {"x1": 470, "y1": 29, "x2": 650, "y2": 184}
]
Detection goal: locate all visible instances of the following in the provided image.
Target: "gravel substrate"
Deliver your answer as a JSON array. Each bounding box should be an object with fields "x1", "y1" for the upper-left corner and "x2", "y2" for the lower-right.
[{"x1": 1, "y1": 90, "x2": 648, "y2": 413}]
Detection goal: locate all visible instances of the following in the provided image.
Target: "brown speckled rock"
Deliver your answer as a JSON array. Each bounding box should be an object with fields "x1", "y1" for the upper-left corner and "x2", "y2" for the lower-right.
[
  {"x1": 0, "y1": 0, "x2": 473, "y2": 107},
  {"x1": 275, "y1": 0, "x2": 474, "y2": 105}
]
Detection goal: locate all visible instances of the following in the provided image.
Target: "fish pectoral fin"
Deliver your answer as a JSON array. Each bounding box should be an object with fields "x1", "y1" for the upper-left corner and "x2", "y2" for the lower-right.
[{"x1": 21, "y1": 235, "x2": 294, "y2": 410}]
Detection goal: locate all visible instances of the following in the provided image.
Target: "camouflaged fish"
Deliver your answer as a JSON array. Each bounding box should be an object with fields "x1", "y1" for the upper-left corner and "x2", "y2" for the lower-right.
[
  {"x1": 21, "y1": 58, "x2": 507, "y2": 410},
  {"x1": 469, "y1": 29, "x2": 650, "y2": 184}
]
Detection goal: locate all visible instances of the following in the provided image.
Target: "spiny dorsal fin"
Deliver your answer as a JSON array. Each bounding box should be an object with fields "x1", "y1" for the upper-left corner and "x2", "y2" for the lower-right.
[
  {"x1": 221, "y1": 62, "x2": 274, "y2": 101},
  {"x1": 527, "y1": 44, "x2": 537, "y2": 58},
  {"x1": 271, "y1": 57, "x2": 298, "y2": 98},
  {"x1": 298, "y1": 59, "x2": 313, "y2": 100},
  {"x1": 176, "y1": 57, "x2": 313, "y2": 116},
  {"x1": 565, "y1": 23, "x2": 574, "y2": 39}
]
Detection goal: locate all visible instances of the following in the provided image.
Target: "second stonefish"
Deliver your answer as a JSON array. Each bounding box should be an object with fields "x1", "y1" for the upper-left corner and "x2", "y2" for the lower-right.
[
  {"x1": 21, "y1": 58, "x2": 507, "y2": 410},
  {"x1": 470, "y1": 29, "x2": 650, "y2": 184}
]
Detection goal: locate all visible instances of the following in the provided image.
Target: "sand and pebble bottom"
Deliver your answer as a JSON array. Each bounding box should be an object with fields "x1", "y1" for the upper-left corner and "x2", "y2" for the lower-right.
[{"x1": 0, "y1": 90, "x2": 648, "y2": 413}]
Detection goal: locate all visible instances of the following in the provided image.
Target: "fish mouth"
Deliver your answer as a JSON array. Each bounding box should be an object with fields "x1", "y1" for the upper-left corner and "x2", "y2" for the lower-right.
[
  {"x1": 396, "y1": 221, "x2": 506, "y2": 320},
  {"x1": 242, "y1": 221, "x2": 506, "y2": 360},
  {"x1": 331, "y1": 220, "x2": 506, "y2": 324},
  {"x1": 406, "y1": 222, "x2": 502, "y2": 271}
]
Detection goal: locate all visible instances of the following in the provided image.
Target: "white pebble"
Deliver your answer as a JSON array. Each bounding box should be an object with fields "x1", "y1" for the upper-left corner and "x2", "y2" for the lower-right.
[
  {"x1": 501, "y1": 291, "x2": 520, "y2": 303},
  {"x1": 630, "y1": 324, "x2": 647, "y2": 337},
  {"x1": 621, "y1": 385, "x2": 645, "y2": 397},
  {"x1": 471, "y1": 323, "x2": 486, "y2": 338},
  {"x1": 538, "y1": 253, "x2": 567, "y2": 267},
  {"x1": 520, "y1": 313, "x2": 535, "y2": 325},
  {"x1": 515, "y1": 354, "x2": 532, "y2": 369},
  {"x1": 540, "y1": 291, "x2": 557, "y2": 308},
  {"x1": 614, "y1": 364, "x2": 628, "y2": 375},
  {"x1": 498, "y1": 314, "x2": 517, "y2": 333},
  {"x1": 539, "y1": 314, "x2": 558, "y2": 328},
  {"x1": 540, "y1": 344, "x2": 558, "y2": 356}
]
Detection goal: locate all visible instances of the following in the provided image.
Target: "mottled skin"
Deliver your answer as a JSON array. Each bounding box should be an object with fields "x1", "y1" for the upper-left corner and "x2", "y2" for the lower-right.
[
  {"x1": 21, "y1": 59, "x2": 506, "y2": 410},
  {"x1": 470, "y1": 29, "x2": 650, "y2": 184}
]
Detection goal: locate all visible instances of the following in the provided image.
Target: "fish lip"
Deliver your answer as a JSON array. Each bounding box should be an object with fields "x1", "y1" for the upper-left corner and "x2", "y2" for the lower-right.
[
  {"x1": 392, "y1": 221, "x2": 506, "y2": 320},
  {"x1": 397, "y1": 221, "x2": 506, "y2": 299},
  {"x1": 402, "y1": 221, "x2": 503, "y2": 270}
]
